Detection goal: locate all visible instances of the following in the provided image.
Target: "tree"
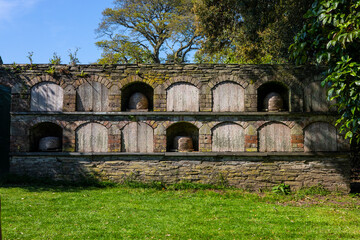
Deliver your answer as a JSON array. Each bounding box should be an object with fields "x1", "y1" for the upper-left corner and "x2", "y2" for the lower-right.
[
  {"x1": 193, "y1": 0, "x2": 313, "y2": 63},
  {"x1": 290, "y1": 0, "x2": 360, "y2": 143},
  {"x1": 96, "y1": 0, "x2": 201, "y2": 64}
]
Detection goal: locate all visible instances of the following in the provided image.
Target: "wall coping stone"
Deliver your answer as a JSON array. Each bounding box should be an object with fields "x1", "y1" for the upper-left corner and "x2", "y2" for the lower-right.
[
  {"x1": 11, "y1": 112, "x2": 338, "y2": 117},
  {"x1": 11, "y1": 152, "x2": 351, "y2": 158}
]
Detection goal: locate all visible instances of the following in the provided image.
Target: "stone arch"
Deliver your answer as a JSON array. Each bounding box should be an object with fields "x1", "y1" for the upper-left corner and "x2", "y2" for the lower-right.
[
  {"x1": 258, "y1": 121, "x2": 291, "y2": 152},
  {"x1": 163, "y1": 76, "x2": 202, "y2": 90},
  {"x1": 30, "y1": 82, "x2": 64, "y2": 111},
  {"x1": 166, "y1": 122, "x2": 199, "y2": 152},
  {"x1": 212, "y1": 122, "x2": 245, "y2": 152},
  {"x1": 166, "y1": 82, "x2": 199, "y2": 112},
  {"x1": 119, "y1": 75, "x2": 159, "y2": 90},
  {"x1": 304, "y1": 122, "x2": 337, "y2": 152},
  {"x1": 0, "y1": 84, "x2": 12, "y2": 173},
  {"x1": 76, "y1": 122, "x2": 108, "y2": 152},
  {"x1": 27, "y1": 75, "x2": 63, "y2": 88},
  {"x1": 212, "y1": 81, "x2": 245, "y2": 112},
  {"x1": 29, "y1": 122, "x2": 63, "y2": 152},
  {"x1": 208, "y1": 75, "x2": 248, "y2": 89},
  {"x1": 121, "y1": 122, "x2": 154, "y2": 152},
  {"x1": 74, "y1": 75, "x2": 111, "y2": 89}
]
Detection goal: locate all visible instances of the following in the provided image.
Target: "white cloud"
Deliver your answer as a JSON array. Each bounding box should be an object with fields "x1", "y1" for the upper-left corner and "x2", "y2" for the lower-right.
[{"x1": 0, "y1": 0, "x2": 41, "y2": 21}]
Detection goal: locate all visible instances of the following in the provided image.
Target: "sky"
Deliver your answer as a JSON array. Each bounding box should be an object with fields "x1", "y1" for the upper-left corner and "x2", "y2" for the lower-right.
[{"x1": 0, "y1": 0, "x2": 114, "y2": 64}]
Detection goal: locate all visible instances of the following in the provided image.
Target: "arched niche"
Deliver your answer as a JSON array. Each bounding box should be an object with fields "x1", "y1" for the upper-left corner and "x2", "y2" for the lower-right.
[
  {"x1": 212, "y1": 122, "x2": 244, "y2": 152},
  {"x1": 166, "y1": 122, "x2": 199, "y2": 152},
  {"x1": 76, "y1": 81, "x2": 108, "y2": 112},
  {"x1": 0, "y1": 85, "x2": 11, "y2": 173},
  {"x1": 304, "y1": 82, "x2": 334, "y2": 112},
  {"x1": 29, "y1": 122, "x2": 63, "y2": 152},
  {"x1": 30, "y1": 82, "x2": 63, "y2": 111},
  {"x1": 167, "y1": 82, "x2": 199, "y2": 112},
  {"x1": 121, "y1": 82, "x2": 153, "y2": 111},
  {"x1": 212, "y1": 81, "x2": 245, "y2": 112},
  {"x1": 257, "y1": 81, "x2": 289, "y2": 112},
  {"x1": 259, "y1": 122, "x2": 291, "y2": 152},
  {"x1": 122, "y1": 122, "x2": 153, "y2": 152},
  {"x1": 76, "y1": 123, "x2": 108, "y2": 152},
  {"x1": 304, "y1": 122, "x2": 337, "y2": 152}
]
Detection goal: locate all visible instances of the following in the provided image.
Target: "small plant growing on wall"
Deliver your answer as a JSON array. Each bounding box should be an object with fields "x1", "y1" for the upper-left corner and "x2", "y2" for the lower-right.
[
  {"x1": 26, "y1": 51, "x2": 37, "y2": 70},
  {"x1": 68, "y1": 47, "x2": 80, "y2": 65},
  {"x1": 49, "y1": 52, "x2": 61, "y2": 65},
  {"x1": 45, "y1": 66, "x2": 56, "y2": 76},
  {"x1": 77, "y1": 70, "x2": 88, "y2": 78}
]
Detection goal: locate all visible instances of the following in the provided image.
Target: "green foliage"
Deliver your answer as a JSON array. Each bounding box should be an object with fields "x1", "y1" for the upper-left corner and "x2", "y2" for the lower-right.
[
  {"x1": 193, "y1": 0, "x2": 313, "y2": 63},
  {"x1": 290, "y1": 0, "x2": 360, "y2": 143},
  {"x1": 26, "y1": 51, "x2": 34, "y2": 65},
  {"x1": 272, "y1": 183, "x2": 291, "y2": 195},
  {"x1": 77, "y1": 70, "x2": 88, "y2": 78},
  {"x1": 96, "y1": 0, "x2": 201, "y2": 64},
  {"x1": 297, "y1": 184, "x2": 331, "y2": 197},
  {"x1": 49, "y1": 52, "x2": 61, "y2": 65},
  {"x1": 68, "y1": 47, "x2": 80, "y2": 65},
  {"x1": 45, "y1": 66, "x2": 56, "y2": 75}
]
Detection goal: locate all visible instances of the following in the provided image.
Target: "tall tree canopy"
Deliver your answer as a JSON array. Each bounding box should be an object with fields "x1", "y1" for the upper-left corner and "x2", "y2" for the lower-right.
[
  {"x1": 96, "y1": 0, "x2": 201, "y2": 64},
  {"x1": 290, "y1": 0, "x2": 360, "y2": 143},
  {"x1": 193, "y1": 0, "x2": 313, "y2": 63}
]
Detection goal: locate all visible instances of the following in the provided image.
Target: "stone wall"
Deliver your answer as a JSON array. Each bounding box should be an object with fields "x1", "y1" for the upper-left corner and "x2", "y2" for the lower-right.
[
  {"x1": 0, "y1": 63, "x2": 353, "y2": 191},
  {"x1": 10, "y1": 152, "x2": 351, "y2": 192}
]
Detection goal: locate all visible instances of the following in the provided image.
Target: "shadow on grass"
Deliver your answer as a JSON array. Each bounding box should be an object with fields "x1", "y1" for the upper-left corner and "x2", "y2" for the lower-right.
[{"x1": 0, "y1": 173, "x2": 117, "y2": 192}]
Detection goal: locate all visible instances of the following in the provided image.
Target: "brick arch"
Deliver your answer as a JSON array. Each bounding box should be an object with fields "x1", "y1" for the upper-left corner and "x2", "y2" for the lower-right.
[
  {"x1": 73, "y1": 75, "x2": 112, "y2": 89},
  {"x1": 253, "y1": 79, "x2": 291, "y2": 90},
  {"x1": 208, "y1": 75, "x2": 248, "y2": 89},
  {"x1": 210, "y1": 121, "x2": 246, "y2": 130},
  {"x1": 163, "y1": 76, "x2": 202, "y2": 89},
  {"x1": 119, "y1": 75, "x2": 159, "y2": 89},
  {"x1": 74, "y1": 121, "x2": 112, "y2": 131},
  {"x1": 165, "y1": 121, "x2": 202, "y2": 130},
  {"x1": 256, "y1": 121, "x2": 294, "y2": 131},
  {"x1": 28, "y1": 119, "x2": 66, "y2": 129},
  {"x1": 301, "y1": 118, "x2": 336, "y2": 129},
  {"x1": 27, "y1": 75, "x2": 63, "y2": 88},
  {"x1": 121, "y1": 121, "x2": 155, "y2": 130}
]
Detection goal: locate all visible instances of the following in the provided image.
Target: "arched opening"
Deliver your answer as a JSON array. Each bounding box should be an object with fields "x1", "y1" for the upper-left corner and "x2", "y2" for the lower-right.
[
  {"x1": 76, "y1": 81, "x2": 109, "y2": 112},
  {"x1": 212, "y1": 122, "x2": 244, "y2": 151},
  {"x1": 30, "y1": 82, "x2": 63, "y2": 111},
  {"x1": 166, "y1": 122, "x2": 199, "y2": 152},
  {"x1": 167, "y1": 82, "x2": 199, "y2": 112},
  {"x1": 258, "y1": 122, "x2": 291, "y2": 152},
  {"x1": 0, "y1": 85, "x2": 11, "y2": 174},
  {"x1": 29, "y1": 122, "x2": 63, "y2": 152},
  {"x1": 121, "y1": 82, "x2": 153, "y2": 111},
  {"x1": 257, "y1": 82, "x2": 289, "y2": 112},
  {"x1": 122, "y1": 122, "x2": 154, "y2": 152},
  {"x1": 304, "y1": 122, "x2": 337, "y2": 152},
  {"x1": 212, "y1": 81, "x2": 245, "y2": 112},
  {"x1": 76, "y1": 123, "x2": 108, "y2": 152}
]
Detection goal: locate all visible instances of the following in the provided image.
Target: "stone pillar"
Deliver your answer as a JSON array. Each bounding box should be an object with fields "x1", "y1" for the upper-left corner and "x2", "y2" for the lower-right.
[{"x1": 63, "y1": 85, "x2": 76, "y2": 112}]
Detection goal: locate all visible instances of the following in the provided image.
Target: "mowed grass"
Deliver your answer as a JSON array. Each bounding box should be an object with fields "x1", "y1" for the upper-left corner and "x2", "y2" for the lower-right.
[{"x1": 1, "y1": 185, "x2": 360, "y2": 239}]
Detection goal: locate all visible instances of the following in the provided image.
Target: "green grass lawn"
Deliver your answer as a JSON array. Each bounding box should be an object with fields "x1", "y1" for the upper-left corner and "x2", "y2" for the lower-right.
[{"x1": 1, "y1": 185, "x2": 360, "y2": 239}]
